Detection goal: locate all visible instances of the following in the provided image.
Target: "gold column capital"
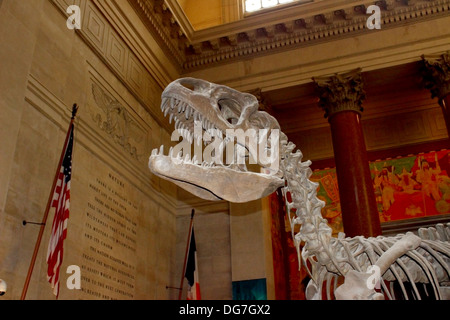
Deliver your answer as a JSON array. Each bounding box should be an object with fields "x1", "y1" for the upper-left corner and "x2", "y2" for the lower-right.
[
  {"x1": 421, "y1": 52, "x2": 450, "y2": 102},
  {"x1": 313, "y1": 68, "x2": 365, "y2": 119},
  {"x1": 248, "y1": 88, "x2": 273, "y2": 113}
]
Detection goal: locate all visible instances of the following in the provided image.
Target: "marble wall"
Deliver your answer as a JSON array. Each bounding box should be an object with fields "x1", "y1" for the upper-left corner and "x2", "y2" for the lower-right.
[
  {"x1": 0, "y1": 0, "x2": 272, "y2": 301},
  {"x1": 175, "y1": 188, "x2": 271, "y2": 300},
  {"x1": 0, "y1": 0, "x2": 179, "y2": 300}
]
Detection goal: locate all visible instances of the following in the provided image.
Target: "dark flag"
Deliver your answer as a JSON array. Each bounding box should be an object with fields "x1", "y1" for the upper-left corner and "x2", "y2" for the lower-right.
[{"x1": 185, "y1": 227, "x2": 201, "y2": 300}]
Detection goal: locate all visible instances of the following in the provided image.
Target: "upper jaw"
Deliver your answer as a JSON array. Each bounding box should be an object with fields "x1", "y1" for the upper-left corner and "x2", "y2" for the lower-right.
[{"x1": 161, "y1": 78, "x2": 259, "y2": 134}]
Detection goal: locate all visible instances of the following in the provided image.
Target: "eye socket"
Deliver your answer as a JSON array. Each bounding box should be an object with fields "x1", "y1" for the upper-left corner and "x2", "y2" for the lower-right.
[{"x1": 218, "y1": 99, "x2": 240, "y2": 125}]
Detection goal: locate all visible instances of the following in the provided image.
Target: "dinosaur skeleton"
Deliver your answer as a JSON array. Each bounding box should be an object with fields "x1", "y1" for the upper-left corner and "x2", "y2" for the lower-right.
[{"x1": 149, "y1": 78, "x2": 450, "y2": 300}]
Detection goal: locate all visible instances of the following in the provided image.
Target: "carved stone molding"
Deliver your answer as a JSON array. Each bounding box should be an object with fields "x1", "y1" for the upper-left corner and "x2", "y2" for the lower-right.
[
  {"x1": 130, "y1": 0, "x2": 187, "y2": 68},
  {"x1": 421, "y1": 51, "x2": 450, "y2": 101},
  {"x1": 313, "y1": 68, "x2": 366, "y2": 119},
  {"x1": 129, "y1": 0, "x2": 450, "y2": 71}
]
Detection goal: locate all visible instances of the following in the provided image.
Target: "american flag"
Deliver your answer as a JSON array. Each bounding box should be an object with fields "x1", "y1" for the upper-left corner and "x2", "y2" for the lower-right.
[{"x1": 46, "y1": 124, "x2": 74, "y2": 298}]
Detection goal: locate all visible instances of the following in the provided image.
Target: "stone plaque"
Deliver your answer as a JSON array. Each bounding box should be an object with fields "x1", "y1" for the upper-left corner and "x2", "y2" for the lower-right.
[{"x1": 79, "y1": 172, "x2": 138, "y2": 299}]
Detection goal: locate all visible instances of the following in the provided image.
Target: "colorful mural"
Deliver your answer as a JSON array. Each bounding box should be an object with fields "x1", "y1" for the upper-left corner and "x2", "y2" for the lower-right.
[
  {"x1": 309, "y1": 168, "x2": 343, "y2": 235},
  {"x1": 269, "y1": 150, "x2": 450, "y2": 300},
  {"x1": 310, "y1": 150, "x2": 450, "y2": 235}
]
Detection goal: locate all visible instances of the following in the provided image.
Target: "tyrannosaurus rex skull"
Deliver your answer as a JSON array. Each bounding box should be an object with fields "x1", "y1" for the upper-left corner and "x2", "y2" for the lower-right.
[{"x1": 148, "y1": 78, "x2": 286, "y2": 203}]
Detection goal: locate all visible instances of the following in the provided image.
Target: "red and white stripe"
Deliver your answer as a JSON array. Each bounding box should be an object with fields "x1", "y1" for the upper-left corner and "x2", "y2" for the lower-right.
[
  {"x1": 46, "y1": 126, "x2": 73, "y2": 298},
  {"x1": 46, "y1": 168, "x2": 71, "y2": 297},
  {"x1": 187, "y1": 250, "x2": 201, "y2": 300}
]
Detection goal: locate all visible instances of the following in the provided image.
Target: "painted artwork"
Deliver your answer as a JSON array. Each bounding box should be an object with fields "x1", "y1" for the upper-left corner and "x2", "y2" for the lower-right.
[
  {"x1": 232, "y1": 279, "x2": 267, "y2": 300},
  {"x1": 309, "y1": 168, "x2": 343, "y2": 236},
  {"x1": 310, "y1": 150, "x2": 450, "y2": 235},
  {"x1": 269, "y1": 150, "x2": 450, "y2": 300}
]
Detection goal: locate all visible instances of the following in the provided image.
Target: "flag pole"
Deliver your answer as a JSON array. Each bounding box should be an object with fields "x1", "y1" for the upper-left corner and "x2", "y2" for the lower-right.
[
  {"x1": 178, "y1": 209, "x2": 195, "y2": 300},
  {"x1": 20, "y1": 104, "x2": 79, "y2": 300}
]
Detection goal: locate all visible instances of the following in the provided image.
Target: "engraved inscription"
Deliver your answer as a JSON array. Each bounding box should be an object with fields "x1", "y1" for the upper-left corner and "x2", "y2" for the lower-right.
[{"x1": 80, "y1": 173, "x2": 138, "y2": 300}]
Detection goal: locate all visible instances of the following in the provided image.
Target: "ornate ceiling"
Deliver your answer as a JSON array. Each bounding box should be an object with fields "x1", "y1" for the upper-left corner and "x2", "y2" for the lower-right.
[
  {"x1": 130, "y1": 0, "x2": 450, "y2": 72},
  {"x1": 122, "y1": 0, "x2": 450, "y2": 161}
]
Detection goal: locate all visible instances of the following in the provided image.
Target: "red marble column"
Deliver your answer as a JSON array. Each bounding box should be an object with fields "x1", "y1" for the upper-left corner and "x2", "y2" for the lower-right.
[
  {"x1": 443, "y1": 96, "x2": 450, "y2": 130},
  {"x1": 421, "y1": 52, "x2": 450, "y2": 140},
  {"x1": 314, "y1": 69, "x2": 382, "y2": 238},
  {"x1": 440, "y1": 97, "x2": 450, "y2": 139}
]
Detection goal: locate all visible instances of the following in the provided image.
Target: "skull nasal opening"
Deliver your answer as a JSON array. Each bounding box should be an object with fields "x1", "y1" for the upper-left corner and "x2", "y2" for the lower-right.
[{"x1": 218, "y1": 98, "x2": 240, "y2": 125}]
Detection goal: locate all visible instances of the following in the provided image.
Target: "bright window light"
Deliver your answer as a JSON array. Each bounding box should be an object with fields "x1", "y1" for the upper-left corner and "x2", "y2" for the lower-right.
[
  {"x1": 245, "y1": 0, "x2": 297, "y2": 13},
  {"x1": 262, "y1": 0, "x2": 278, "y2": 8},
  {"x1": 245, "y1": 0, "x2": 262, "y2": 12}
]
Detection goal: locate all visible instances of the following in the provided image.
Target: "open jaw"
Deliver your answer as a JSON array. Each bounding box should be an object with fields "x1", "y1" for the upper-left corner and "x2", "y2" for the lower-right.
[{"x1": 148, "y1": 78, "x2": 285, "y2": 203}]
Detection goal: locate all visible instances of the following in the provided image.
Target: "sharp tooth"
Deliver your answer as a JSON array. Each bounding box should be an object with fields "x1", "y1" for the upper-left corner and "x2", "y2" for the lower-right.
[
  {"x1": 171, "y1": 98, "x2": 178, "y2": 109},
  {"x1": 192, "y1": 154, "x2": 198, "y2": 164},
  {"x1": 169, "y1": 147, "x2": 174, "y2": 158},
  {"x1": 161, "y1": 98, "x2": 169, "y2": 111},
  {"x1": 169, "y1": 113, "x2": 174, "y2": 124},
  {"x1": 164, "y1": 107, "x2": 170, "y2": 117},
  {"x1": 206, "y1": 120, "x2": 212, "y2": 131},
  {"x1": 159, "y1": 145, "x2": 164, "y2": 155},
  {"x1": 184, "y1": 154, "x2": 190, "y2": 163},
  {"x1": 185, "y1": 107, "x2": 190, "y2": 119},
  {"x1": 151, "y1": 148, "x2": 158, "y2": 156}
]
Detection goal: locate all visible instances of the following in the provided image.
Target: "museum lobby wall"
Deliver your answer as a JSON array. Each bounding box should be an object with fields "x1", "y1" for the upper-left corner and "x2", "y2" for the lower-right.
[
  {"x1": 0, "y1": 0, "x2": 181, "y2": 299},
  {"x1": 1, "y1": 0, "x2": 450, "y2": 300}
]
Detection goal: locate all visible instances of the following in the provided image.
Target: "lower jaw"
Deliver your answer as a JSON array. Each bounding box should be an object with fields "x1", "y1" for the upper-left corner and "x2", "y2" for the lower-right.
[{"x1": 149, "y1": 155, "x2": 284, "y2": 203}]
